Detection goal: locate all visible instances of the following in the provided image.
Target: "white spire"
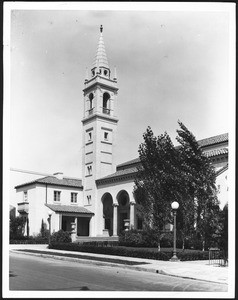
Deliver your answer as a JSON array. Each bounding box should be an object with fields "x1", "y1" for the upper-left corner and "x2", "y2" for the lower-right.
[{"x1": 92, "y1": 25, "x2": 109, "y2": 70}]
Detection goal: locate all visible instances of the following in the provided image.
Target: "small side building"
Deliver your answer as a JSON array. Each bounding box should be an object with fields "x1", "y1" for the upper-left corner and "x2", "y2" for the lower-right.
[{"x1": 15, "y1": 172, "x2": 94, "y2": 236}]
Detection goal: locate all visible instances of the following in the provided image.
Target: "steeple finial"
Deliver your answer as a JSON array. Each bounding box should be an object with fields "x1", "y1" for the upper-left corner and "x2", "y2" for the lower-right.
[
  {"x1": 100, "y1": 25, "x2": 103, "y2": 33},
  {"x1": 113, "y1": 65, "x2": 117, "y2": 81},
  {"x1": 85, "y1": 67, "x2": 89, "y2": 82}
]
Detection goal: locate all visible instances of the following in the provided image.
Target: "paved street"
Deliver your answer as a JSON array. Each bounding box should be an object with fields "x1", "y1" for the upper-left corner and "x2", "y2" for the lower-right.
[{"x1": 10, "y1": 252, "x2": 227, "y2": 292}]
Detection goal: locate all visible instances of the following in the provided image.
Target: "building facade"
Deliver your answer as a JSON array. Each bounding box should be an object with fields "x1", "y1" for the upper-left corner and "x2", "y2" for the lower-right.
[{"x1": 15, "y1": 27, "x2": 229, "y2": 238}]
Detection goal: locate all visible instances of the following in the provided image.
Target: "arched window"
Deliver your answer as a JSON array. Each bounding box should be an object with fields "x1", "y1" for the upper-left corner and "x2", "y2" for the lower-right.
[
  {"x1": 103, "y1": 93, "x2": 110, "y2": 114},
  {"x1": 89, "y1": 93, "x2": 94, "y2": 115}
]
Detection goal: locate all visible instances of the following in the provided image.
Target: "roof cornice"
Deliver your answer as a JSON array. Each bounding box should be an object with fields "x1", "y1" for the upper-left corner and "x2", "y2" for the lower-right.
[
  {"x1": 96, "y1": 171, "x2": 137, "y2": 185},
  {"x1": 83, "y1": 77, "x2": 118, "y2": 93},
  {"x1": 15, "y1": 176, "x2": 83, "y2": 190},
  {"x1": 82, "y1": 113, "x2": 119, "y2": 125}
]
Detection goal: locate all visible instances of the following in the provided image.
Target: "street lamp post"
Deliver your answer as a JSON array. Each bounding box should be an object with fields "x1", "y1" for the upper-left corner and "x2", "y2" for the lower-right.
[
  {"x1": 170, "y1": 201, "x2": 180, "y2": 262},
  {"x1": 48, "y1": 210, "x2": 52, "y2": 246},
  {"x1": 26, "y1": 213, "x2": 29, "y2": 238}
]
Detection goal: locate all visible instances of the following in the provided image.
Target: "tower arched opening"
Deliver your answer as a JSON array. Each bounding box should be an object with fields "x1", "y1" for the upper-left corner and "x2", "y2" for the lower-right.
[
  {"x1": 89, "y1": 93, "x2": 94, "y2": 115},
  {"x1": 103, "y1": 92, "x2": 110, "y2": 114}
]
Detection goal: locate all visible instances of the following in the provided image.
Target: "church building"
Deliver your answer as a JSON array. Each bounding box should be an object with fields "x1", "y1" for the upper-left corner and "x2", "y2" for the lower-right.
[{"x1": 15, "y1": 26, "x2": 228, "y2": 238}]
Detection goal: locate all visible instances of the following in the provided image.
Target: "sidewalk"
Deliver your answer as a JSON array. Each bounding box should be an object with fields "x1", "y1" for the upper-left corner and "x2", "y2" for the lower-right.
[{"x1": 9, "y1": 244, "x2": 228, "y2": 285}]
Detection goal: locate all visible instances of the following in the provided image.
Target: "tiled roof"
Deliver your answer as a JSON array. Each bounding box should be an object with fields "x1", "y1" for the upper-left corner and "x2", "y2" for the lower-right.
[
  {"x1": 117, "y1": 158, "x2": 140, "y2": 169},
  {"x1": 216, "y1": 164, "x2": 228, "y2": 176},
  {"x1": 45, "y1": 204, "x2": 94, "y2": 214},
  {"x1": 204, "y1": 148, "x2": 228, "y2": 158},
  {"x1": 98, "y1": 134, "x2": 228, "y2": 184},
  {"x1": 197, "y1": 133, "x2": 228, "y2": 147},
  {"x1": 15, "y1": 176, "x2": 83, "y2": 189},
  {"x1": 117, "y1": 133, "x2": 228, "y2": 169},
  {"x1": 96, "y1": 167, "x2": 138, "y2": 184}
]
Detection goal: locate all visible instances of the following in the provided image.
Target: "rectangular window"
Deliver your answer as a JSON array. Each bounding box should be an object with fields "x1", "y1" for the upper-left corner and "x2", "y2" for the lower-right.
[
  {"x1": 88, "y1": 132, "x2": 92, "y2": 141},
  {"x1": 87, "y1": 195, "x2": 92, "y2": 205},
  {"x1": 23, "y1": 191, "x2": 28, "y2": 202},
  {"x1": 54, "y1": 191, "x2": 61, "y2": 202},
  {"x1": 71, "y1": 193, "x2": 77, "y2": 203},
  {"x1": 87, "y1": 165, "x2": 92, "y2": 175},
  {"x1": 104, "y1": 132, "x2": 109, "y2": 140}
]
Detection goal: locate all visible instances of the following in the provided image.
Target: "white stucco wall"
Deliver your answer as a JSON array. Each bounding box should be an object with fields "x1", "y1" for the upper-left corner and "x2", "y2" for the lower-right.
[
  {"x1": 16, "y1": 183, "x2": 83, "y2": 236},
  {"x1": 216, "y1": 169, "x2": 228, "y2": 210}
]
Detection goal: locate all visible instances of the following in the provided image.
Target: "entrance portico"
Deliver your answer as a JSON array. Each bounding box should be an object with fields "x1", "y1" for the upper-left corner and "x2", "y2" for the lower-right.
[
  {"x1": 101, "y1": 189, "x2": 136, "y2": 236},
  {"x1": 46, "y1": 204, "x2": 94, "y2": 236}
]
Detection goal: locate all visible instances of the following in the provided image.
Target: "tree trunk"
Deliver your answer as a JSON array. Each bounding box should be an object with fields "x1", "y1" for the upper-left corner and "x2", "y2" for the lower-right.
[{"x1": 202, "y1": 240, "x2": 205, "y2": 251}]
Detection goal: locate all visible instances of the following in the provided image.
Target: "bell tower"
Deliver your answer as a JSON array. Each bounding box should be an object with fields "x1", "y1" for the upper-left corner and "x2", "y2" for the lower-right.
[{"x1": 82, "y1": 26, "x2": 118, "y2": 234}]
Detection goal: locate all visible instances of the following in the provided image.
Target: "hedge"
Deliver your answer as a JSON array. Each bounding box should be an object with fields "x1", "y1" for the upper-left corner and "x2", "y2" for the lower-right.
[
  {"x1": 49, "y1": 242, "x2": 171, "y2": 260},
  {"x1": 49, "y1": 242, "x2": 211, "y2": 261},
  {"x1": 50, "y1": 230, "x2": 71, "y2": 243},
  {"x1": 10, "y1": 238, "x2": 48, "y2": 244},
  {"x1": 81, "y1": 241, "x2": 119, "y2": 247},
  {"x1": 118, "y1": 229, "x2": 208, "y2": 250}
]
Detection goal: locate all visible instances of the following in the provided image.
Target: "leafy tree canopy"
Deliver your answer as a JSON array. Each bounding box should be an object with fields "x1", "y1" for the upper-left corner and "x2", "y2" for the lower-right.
[{"x1": 134, "y1": 121, "x2": 219, "y2": 248}]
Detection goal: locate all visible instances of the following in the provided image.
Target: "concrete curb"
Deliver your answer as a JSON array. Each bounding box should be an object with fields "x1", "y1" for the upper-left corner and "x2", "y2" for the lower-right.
[
  {"x1": 10, "y1": 249, "x2": 164, "y2": 273},
  {"x1": 10, "y1": 249, "x2": 228, "y2": 285}
]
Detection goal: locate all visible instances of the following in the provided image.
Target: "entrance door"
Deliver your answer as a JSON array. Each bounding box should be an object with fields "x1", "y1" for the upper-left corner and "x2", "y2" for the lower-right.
[
  {"x1": 62, "y1": 216, "x2": 74, "y2": 232},
  {"x1": 77, "y1": 218, "x2": 90, "y2": 236}
]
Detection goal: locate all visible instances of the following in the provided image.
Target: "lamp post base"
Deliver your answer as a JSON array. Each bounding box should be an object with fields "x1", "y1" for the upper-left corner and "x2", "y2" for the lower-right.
[{"x1": 170, "y1": 254, "x2": 180, "y2": 262}]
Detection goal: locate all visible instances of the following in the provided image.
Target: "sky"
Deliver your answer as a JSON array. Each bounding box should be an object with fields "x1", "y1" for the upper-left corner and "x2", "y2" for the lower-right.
[{"x1": 5, "y1": 2, "x2": 235, "y2": 204}]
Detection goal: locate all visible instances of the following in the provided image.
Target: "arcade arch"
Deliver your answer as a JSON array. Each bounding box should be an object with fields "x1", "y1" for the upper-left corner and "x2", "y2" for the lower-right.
[
  {"x1": 117, "y1": 190, "x2": 130, "y2": 233},
  {"x1": 101, "y1": 189, "x2": 137, "y2": 236},
  {"x1": 102, "y1": 193, "x2": 113, "y2": 236}
]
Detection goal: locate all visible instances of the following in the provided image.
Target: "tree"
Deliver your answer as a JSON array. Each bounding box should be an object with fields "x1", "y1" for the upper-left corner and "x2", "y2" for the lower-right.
[
  {"x1": 40, "y1": 219, "x2": 49, "y2": 238},
  {"x1": 134, "y1": 127, "x2": 181, "y2": 240},
  {"x1": 134, "y1": 121, "x2": 219, "y2": 250},
  {"x1": 10, "y1": 216, "x2": 26, "y2": 239},
  {"x1": 176, "y1": 121, "x2": 219, "y2": 249}
]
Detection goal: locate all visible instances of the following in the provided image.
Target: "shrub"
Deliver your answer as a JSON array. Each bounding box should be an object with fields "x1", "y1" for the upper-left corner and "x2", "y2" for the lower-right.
[
  {"x1": 10, "y1": 216, "x2": 26, "y2": 240},
  {"x1": 40, "y1": 219, "x2": 49, "y2": 238},
  {"x1": 119, "y1": 228, "x2": 159, "y2": 247},
  {"x1": 159, "y1": 232, "x2": 174, "y2": 248},
  {"x1": 141, "y1": 228, "x2": 159, "y2": 247},
  {"x1": 177, "y1": 250, "x2": 209, "y2": 261},
  {"x1": 50, "y1": 230, "x2": 71, "y2": 244},
  {"x1": 119, "y1": 229, "x2": 144, "y2": 247}
]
